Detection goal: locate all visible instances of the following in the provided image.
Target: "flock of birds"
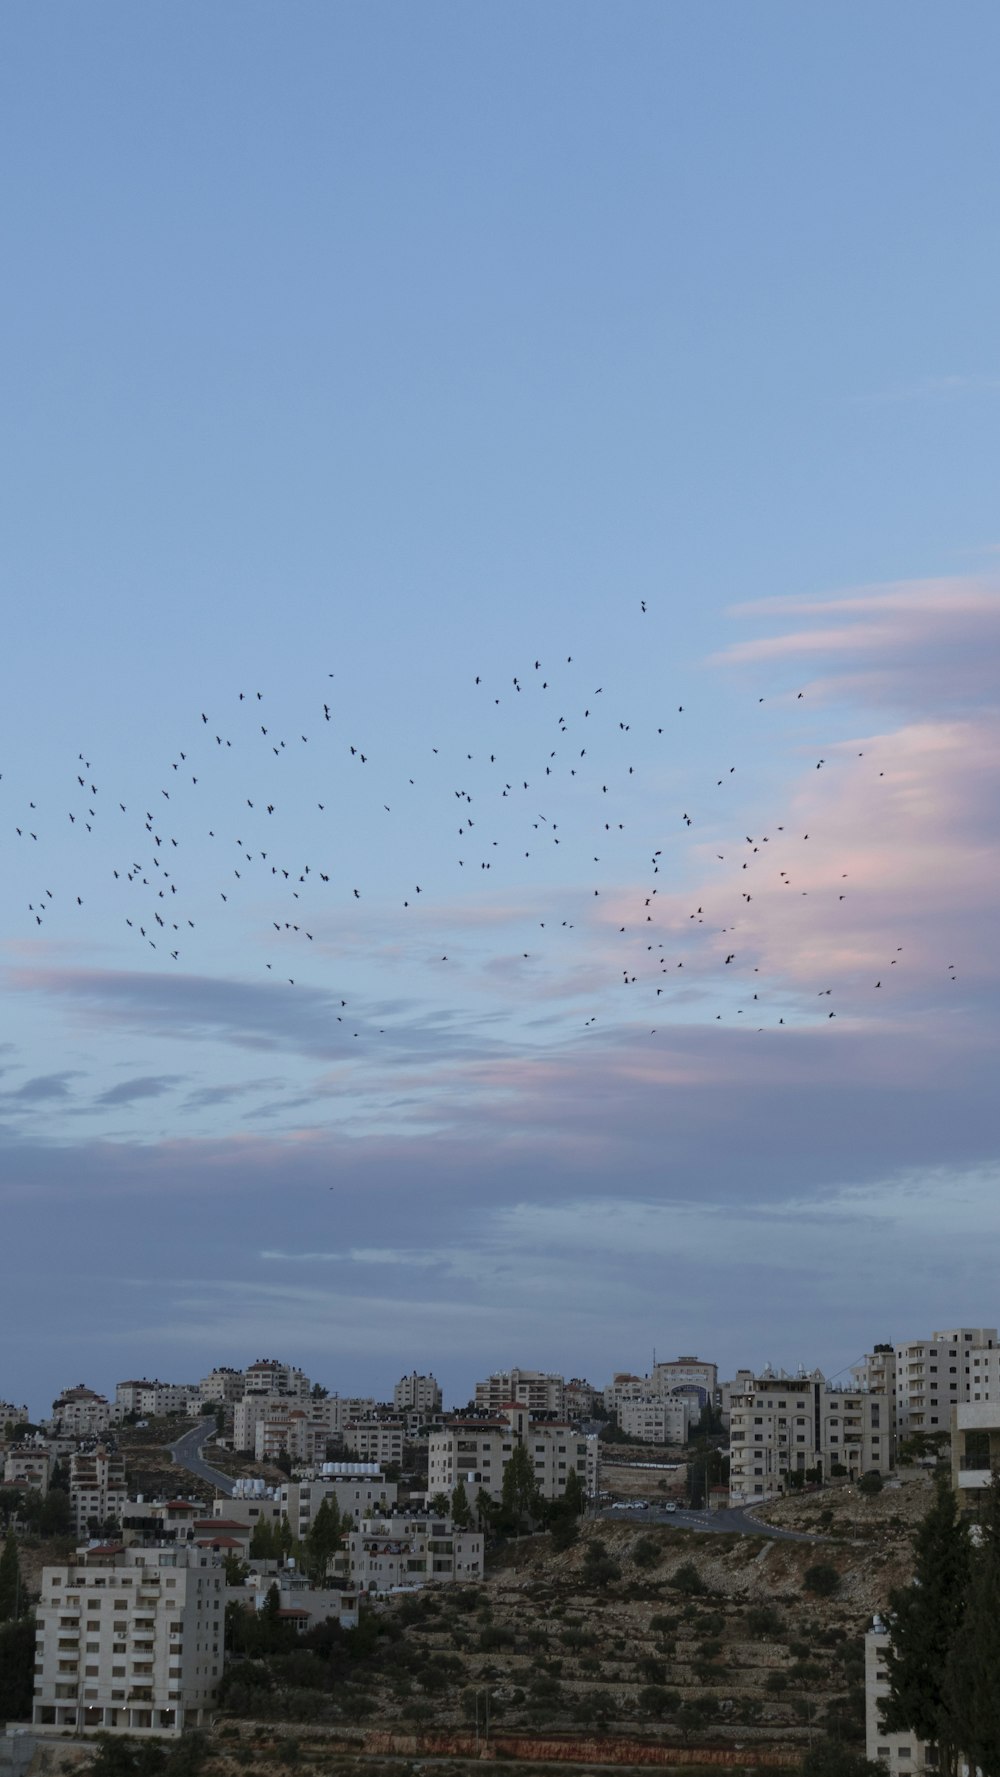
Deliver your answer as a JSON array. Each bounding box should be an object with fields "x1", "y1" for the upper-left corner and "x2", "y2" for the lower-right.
[{"x1": 4, "y1": 616, "x2": 956, "y2": 1044}]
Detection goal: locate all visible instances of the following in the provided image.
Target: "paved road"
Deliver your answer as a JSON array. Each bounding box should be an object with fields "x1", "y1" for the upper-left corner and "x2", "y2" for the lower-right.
[
  {"x1": 169, "y1": 1419, "x2": 236, "y2": 1497},
  {"x1": 597, "y1": 1503, "x2": 820, "y2": 1543}
]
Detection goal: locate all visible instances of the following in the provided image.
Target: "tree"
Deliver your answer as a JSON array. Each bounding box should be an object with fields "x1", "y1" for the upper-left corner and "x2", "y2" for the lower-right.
[
  {"x1": 804, "y1": 1562, "x2": 841, "y2": 1597},
  {"x1": 499, "y1": 1444, "x2": 541, "y2": 1530},
  {"x1": 249, "y1": 1517, "x2": 278, "y2": 1559},
  {"x1": 858, "y1": 1471, "x2": 884, "y2": 1496},
  {"x1": 428, "y1": 1491, "x2": 451, "y2": 1516},
  {"x1": 881, "y1": 1475, "x2": 970, "y2": 1777},
  {"x1": 801, "y1": 1743, "x2": 886, "y2": 1777},
  {"x1": 0, "y1": 1530, "x2": 24, "y2": 1621},
  {"x1": 945, "y1": 1477, "x2": 1000, "y2": 1777},
  {"x1": 450, "y1": 1481, "x2": 472, "y2": 1528},
  {"x1": 0, "y1": 1614, "x2": 37, "y2": 1720},
  {"x1": 303, "y1": 1496, "x2": 342, "y2": 1585},
  {"x1": 561, "y1": 1467, "x2": 585, "y2": 1517}
]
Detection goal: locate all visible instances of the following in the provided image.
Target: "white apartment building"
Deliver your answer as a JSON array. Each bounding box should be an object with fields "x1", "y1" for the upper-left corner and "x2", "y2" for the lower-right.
[
  {"x1": 429, "y1": 1408, "x2": 598, "y2": 1505},
  {"x1": 474, "y1": 1369, "x2": 566, "y2": 1417},
  {"x1": 252, "y1": 1405, "x2": 333, "y2": 1466},
  {"x1": 651, "y1": 1355, "x2": 718, "y2": 1410},
  {"x1": 232, "y1": 1566, "x2": 360, "y2": 1629},
  {"x1": 0, "y1": 1399, "x2": 31, "y2": 1428},
  {"x1": 4, "y1": 1445, "x2": 52, "y2": 1492},
  {"x1": 343, "y1": 1420, "x2": 404, "y2": 1467},
  {"x1": 564, "y1": 1379, "x2": 601, "y2": 1418},
  {"x1": 728, "y1": 1370, "x2": 891, "y2": 1505},
  {"x1": 277, "y1": 1465, "x2": 398, "y2": 1538},
  {"x1": 865, "y1": 1622, "x2": 934, "y2": 1777},
  {"x1": 69, "y1": 1448, "x2": 128, "y2": 1537},
  {"x1": 234, "y1": 1390, "x2": 337, "y2": 1454},
  {"x1": 618, "y1": 1395, "x2": 691, "y2": 1444},
  {"x1": 51, "y1": 1386, "x2": 112, "y2": 1436},
  {"x1": 718, "y1": 1370, "x2": 756, "y2": 1430},
  {"x1": 335, "y1": 1513, "x2": 483, "y2": 1592},
  {"x1": 950, "y1": 1398, "x2": 1000, "y2": 1506},
  {"x1": 393, "y1": 1372, "x2": 442, "y2": 1416},
  {"x1": 114, "y1": 1381, "x2": 195, "y2": 1420},
  {"x1": 243, "y1": 1359, "x2": 310, "y2": 1398},
  {"x1": 197, "y1": 1367, "x2": 246, "y2": 1406},
  {"x1": 33, "y1": 1543, "x2": 224, "y2": 1737},
  {"x1": 892, "y1": 1328, "x2": 997, "y2": 1439}
]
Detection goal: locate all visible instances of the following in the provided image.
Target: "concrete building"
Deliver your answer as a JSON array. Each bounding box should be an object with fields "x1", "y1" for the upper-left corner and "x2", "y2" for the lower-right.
[
  {"x1": 197, "y1": 1367, "x2": 246, "y2": 1407},
  {"x1": 892, "y1": 1327, "x2": 998, "y2": 1440},
  {"x1": 474, "y1": 1369, "x2": 566, "y2": 1417},
  {"x1": 50, "y1": 1386, "x2": 112, "y2": 1437},
  {"x1": 69, "y1": 1448, "x2": 127, "y2": 1537},
  {"x1": 865, "y1": 1621, "x2": 934, "y2": 1777},
  {"x1": 32, "y1": 1542, "x2": 224, "y2": 1736},
  {"x1": 231, "y1": 1565, "x2": 360, "y2": 1629},
  {"x1": 728, "y1": 1370, "x2": 891, "y2": 1505},
  {"x1": 277, "y1": 1466, "x2": 398, "y2": 1539},
  {"x1": 393, "y1": 1372, "x2": 442, "y2": 1417},
  {"x1": 718, "y1": 1370, "x2": 756, "y2": 1430},
  {"x1": 343, "y1": 1420, "x2": 404, "y2": 1468},
  {"x1": 0, "y1": 1399, "x2": 31, "y2": 1429},
  {"x1": 651, "y1": 1355, "x2": 718, "y2": 1411},
  {"x1": 951, "y1": 1398, "x2": 1000, "y2": 1507},
  {"x1": 114, "y1": 1381, "x2": 195, "y2": 1421},
  {"x1": 335, "y1": 1512, "x2": 483, "y2": 1592},
  {"x1": 428, "y1": 1408, "x2": 598, "y2": 1505},
  {"x1": 564, "y1": 1378, "x2": 602, "y2": 1418},
  {"x1": 243, "y1": 1359, "x2": 310, "y2": 1399},
  {"x1": 618, "y1": 1395, "x2": 691, "y2": 1444},
  {"x1": 4, "y1": 1445, "x2": 52, "y2": 1493}
]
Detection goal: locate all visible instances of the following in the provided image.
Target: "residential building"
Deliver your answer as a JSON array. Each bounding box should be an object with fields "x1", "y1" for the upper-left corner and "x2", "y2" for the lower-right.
[
  {"x1": 231, "y1": 1565, "x2": 359, "y2": 1629},
  {"x1": 428, "y1": 1407, "x2": 598, "y2": 1505},
  {"x1": 32, "y1": 1542, "x2": 224, "y2": 1736},
  {"x1": 865, "y1": 1621, "x2": 934, "y2": 1777},
  {"x1": 277, "y1": 1465, "x2": 397, "y2": 1539},
  {"x1": 114, "y1": 1381, "x2": 195, "y2": 1421},
  {"x1": 951, "y1": 1398, "x2": 1000, "y2": 1508},
  {"x1": 197, "y1": 1367, "x2": 246, "y2": 1407},
  {"x1": 252, "y1": 1406, "x2": 326, "y2": 1465},
  {"x1": 4, "y1": 1445, "x2": 52, "y2": 1493},
  {"x1": 728, "y1": 1369, "x2": 892, "y2": 1505},
  {"x1": 474, "y1": 1369, "x2": 566, "y2": 1417},
  {"x1": 51, "y1": 1386, "x2": 112, "y2": 1437},
  {"x1": 393, "y1": 1372, "x2": 442, "y2": 1417},
  {"x1": 343, "y1": 1420, "x2": 405, "y2": 1468},
  {"x1": 69, "y1": 1448, "x2": 128, "y2": 1537},
  {"x1": 0, "y1": 1399, "x2": 31, "y2": 1429},
  {"x1": 234, "y1": 1390, "x2": 337, "y2": 1454},
  {"x1": 242, "y1": 1359, "x2": 310, "y2": 1399},
  {"x1": 335, "y1": 1512, "x2": 483, "y2": 1592},
  {"x1": 893, "y1": 1328, "x2": 998, "y2": 1440},
  {"x1": 618, "y1": 1395, "x2": 691, "y2": 1444},
  {"x1": 718, "y1": 1370, "x2": 756, "y2": 1430},
  {"x1": 564, "y1": 1379, "x2": 602, "y2": 1419}
]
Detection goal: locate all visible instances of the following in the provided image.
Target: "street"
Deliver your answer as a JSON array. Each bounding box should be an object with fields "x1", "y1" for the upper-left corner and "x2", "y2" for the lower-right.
[
  {"x1": 169, "y1": 1418, "x2": 236, "y2": 1497},
  {"x1": 597, "y1": 1502, "x2": 821, "y2": 1543}
]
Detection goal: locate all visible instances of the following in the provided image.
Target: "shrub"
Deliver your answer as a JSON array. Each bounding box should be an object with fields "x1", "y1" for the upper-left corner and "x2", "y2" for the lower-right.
[
  {"x1": 745, "y1": 1605, "x2": 783, "y2": 1637},
  {"x1": 803, "y1": 1562, "x2": 841, "y2": 1597},
  {"x1": 631, "y1": 1534, "x2": 662, "y2": 1570},
  {"x1": 637, "y1": 1655, "x2": 667, "y2": 1685},
  {"x1": 766, "y1": 1670, "x2": 789, "y2": 1693},
  {"x1": 638, "y1": 1684, "x2": 679, "y2": 1719},
  {"x1": 858, "y1": 1471, "x2": 884, "y2": 1496},
  {"x1": 479, "y1": 1624, "x2": 516, "y2": 1651},
  {"x1": 649, "y1": 1612, "x2": 678, "y2": 1634}
]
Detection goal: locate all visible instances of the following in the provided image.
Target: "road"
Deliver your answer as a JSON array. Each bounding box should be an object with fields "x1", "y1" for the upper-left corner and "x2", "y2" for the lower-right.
[
  {"x1": 597, "y1": 1502, "x2": 821, "y2": 1542},
  {"x1": 169, "y1": 1419, "x2": 236, "y2": 1497}
]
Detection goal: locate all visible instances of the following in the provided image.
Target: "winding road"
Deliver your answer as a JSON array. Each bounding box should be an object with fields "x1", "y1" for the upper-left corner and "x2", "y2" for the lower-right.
[{"x1": 169, "y1": 1418, "x2": 236, "y2": 1497}]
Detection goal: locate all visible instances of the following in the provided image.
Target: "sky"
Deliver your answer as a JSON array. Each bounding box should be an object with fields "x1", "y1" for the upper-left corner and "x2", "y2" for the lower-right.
[{"x1": 2, "y1": 5, "x2": 999, "y2": 1418}]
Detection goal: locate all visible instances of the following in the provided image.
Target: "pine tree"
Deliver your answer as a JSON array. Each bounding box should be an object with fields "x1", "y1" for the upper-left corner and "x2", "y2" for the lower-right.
[
  {"x1": 450, "y1": 1481, "x2": 472, "y2": 1528},
  {"x1": 500, "y1": 1443, "x2": 541, "y2": 1529},
  {"x1": 881, "y1": 1475, "x2": 970, "y2": 1776},
  {"x1": 303, "y1": 1496, "x2": 342, "y2": 1584},
  {"x1": 249, "y1": 1517, "x2": 277, "y2": 1559},
  {"x1": 0, "y1": 1529, "x2": 23, "y2": 1621},
  {"x1": 561, "y1": 1468, "x2": 585, "y2": 1517},
  {"x1": 946, "y1": 1478, "x2": 1000, "y2": 1777}
]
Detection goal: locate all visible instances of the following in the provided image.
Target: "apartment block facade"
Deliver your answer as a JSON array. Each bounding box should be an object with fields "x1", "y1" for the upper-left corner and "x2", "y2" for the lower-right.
[
  {"x1": 392, "y1": 1372, "x2": 442, "y2": 1416},
  {"x1": 335, "y1": 1513, "x2": 483, "y2": 1592},
  {"x1": 729, "y1": 1371, "x2": 891, "y2": 1505},
  {"x1": 474, "y1": 1369, "x2": 566, "y2": 1417},
  {"x1": 69, "y1": 1448, "x2": 128, "y2": 1537},
  {"x1": 33, "y1": 1543, "x2": 224, "y2": 1737}
]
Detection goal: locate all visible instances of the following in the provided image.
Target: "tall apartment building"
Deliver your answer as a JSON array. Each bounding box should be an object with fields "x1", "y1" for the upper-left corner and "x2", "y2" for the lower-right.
[
  {"x1": 474, "y1": 1369, "x2": 566, "y2": 1417},
  {"x1": 4, "y1": 1445, "x2": 51, "y2": 1492},
  {"x1": 234, "y1": 1390, "x2": 338, "y2": 1454},
  {"x1": 51, "y1": 1386, "x2": 112, "y2": 1436},
  {"x1": 393, "y1": 1372, "x2": 442, "y2": 1416},
  {"x1": 0, "y1": 1399, "x2": 30, "y2": 1428},
  {"x1": 891, "y1": 1328, "x2": 998, "y2": 1439},
  {"x1": 33, "y1": 1542, "x2": 224, "y2": 1736},
  {"x1": 243, "y1": 1359, "x2": 310, "y2": 1398},
  {"x1": 728, "y1": 1370, "x2": 891, "y2": 1505},
  {"x1": 69, "y1": 1448, "x2": 128, "y2": 1537},
  {"x1": 564, "y1": 1379, "x2": 601, "y2": 1418}
]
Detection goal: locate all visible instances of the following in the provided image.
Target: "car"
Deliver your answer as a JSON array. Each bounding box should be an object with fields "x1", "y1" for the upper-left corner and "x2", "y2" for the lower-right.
[{"x1": 662, "y1": 1501, "x2": 677, "y2": 1513}]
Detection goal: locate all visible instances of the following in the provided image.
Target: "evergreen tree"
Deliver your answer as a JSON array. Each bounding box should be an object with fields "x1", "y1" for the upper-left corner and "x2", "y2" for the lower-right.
[
  {"x1": 249, "y1": 1517, "x2": 278, "y2": 1559},
  {"x1": 0, "y1": 1615, "x2": 39, "y2": 1724},
  {"x1": 276, "y1": 1515, "x2": 295, "y2": 1559},
  {"x1": 303, "y1": 1496, "x2": 342, "y2": 1584},
  {"x1": 500, "y1": 1443, "x2": 541, "y2": 1529},
  {"x1": 450, "y1": 1481, "x2": 472, "y2": 1528},
  {"x1": 881, "y1": 1475, "x2": 970, "y2": 1776},
  {"x1": 946, "y1": 1478, "x2": 1000, "y2": 1777},
  {"x1": 561, "y1": 1468, "x2": 585, "y2": 1516},
  {"x1": 0, "y1": 1529, "x2": 23, "y2": 1621}
]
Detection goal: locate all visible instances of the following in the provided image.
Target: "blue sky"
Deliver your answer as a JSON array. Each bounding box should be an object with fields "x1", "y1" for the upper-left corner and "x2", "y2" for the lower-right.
[{"x1": 2, "y1": 5, "x2": 1000, "y2": 1415}]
